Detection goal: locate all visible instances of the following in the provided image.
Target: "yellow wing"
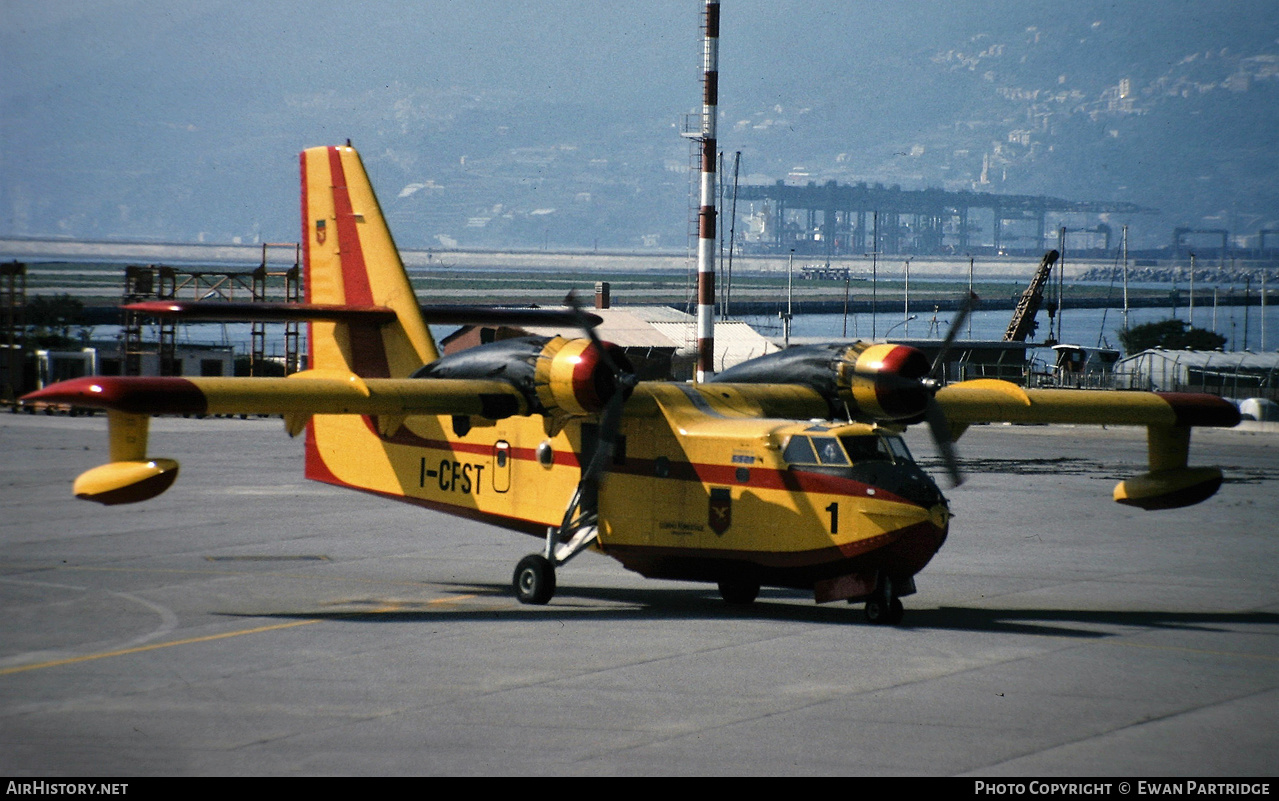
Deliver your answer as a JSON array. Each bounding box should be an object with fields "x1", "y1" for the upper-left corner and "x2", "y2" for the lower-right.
[{"x1": 935, "y1": 378, "x2": 1240, "y2": 510}]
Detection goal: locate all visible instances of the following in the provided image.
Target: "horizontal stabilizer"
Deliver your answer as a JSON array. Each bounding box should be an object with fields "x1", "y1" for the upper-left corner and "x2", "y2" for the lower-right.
[
  {"x1": 124, "y1": 301, "x2": 396, "y2": 324},
  {"x1": 417, "y1": 305, "x2": 602, "y2": 328},
  {"x1": 124, "y1": 301, "x2": 600, "y2": 328}
]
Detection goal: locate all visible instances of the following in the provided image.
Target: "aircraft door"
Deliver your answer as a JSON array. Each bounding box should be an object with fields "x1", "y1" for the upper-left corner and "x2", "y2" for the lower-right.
[
  {"x1": 493, "y1": 440, "x2": 511, "y2": 493},
  {"x1": 649, "y1": 454, "x2": 701, "y2": 546}
]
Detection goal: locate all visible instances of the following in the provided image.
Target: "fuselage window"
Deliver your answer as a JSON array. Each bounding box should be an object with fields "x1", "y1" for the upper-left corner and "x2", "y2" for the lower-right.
[{"x1": 836, "y1": 434, "x2": 915, "y2": 464}]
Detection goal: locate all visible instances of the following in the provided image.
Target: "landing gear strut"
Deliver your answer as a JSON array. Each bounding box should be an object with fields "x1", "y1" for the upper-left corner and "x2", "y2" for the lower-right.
[{"x1": 863, "y1": 576, "x2": 905, "y2": 625}]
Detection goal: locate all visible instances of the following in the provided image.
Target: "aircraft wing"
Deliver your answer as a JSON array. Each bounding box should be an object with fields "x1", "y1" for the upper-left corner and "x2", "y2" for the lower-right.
[
  {"x1": 21, "y1": 371, "x2": 528, "y2": 505},
  {"x1": 934, "y1": 378, "x2": 1240, "y2": 510},
  {"x1": 934, "y1": 379, "x2": 1240, "y2": 429}
]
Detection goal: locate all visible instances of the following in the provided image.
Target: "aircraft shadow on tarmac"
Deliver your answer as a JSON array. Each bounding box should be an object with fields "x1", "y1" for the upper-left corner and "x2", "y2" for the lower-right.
[{"x1": 226, "y1": 582, "x2": 1279, "y2": 638}]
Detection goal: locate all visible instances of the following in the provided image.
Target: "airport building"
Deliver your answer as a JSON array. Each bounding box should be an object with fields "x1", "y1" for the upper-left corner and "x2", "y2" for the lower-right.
[{"x1": 1113, "y1": 349, "x2": 1279, "y2": 403}]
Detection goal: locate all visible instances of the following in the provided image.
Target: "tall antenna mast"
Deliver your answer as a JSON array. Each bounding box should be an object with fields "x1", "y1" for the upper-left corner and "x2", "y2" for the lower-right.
[
  {"x1": 1121, "y1": 225, "x2": 1129, "y2": 331},
  {"x1": 695, "y1": 0, "x2": 720, "y2": 381}
]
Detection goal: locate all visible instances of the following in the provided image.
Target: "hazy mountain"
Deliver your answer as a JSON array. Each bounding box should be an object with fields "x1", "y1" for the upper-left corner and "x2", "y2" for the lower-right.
[{"x1": 2, "y1": 1, "x2": 1276, "y2": 253}]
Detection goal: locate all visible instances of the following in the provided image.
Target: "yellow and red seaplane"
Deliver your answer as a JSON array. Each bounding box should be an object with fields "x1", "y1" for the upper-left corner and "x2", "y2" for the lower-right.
[{"x1": 24, "y1": 145, "x2": 1239, "y2": 624}]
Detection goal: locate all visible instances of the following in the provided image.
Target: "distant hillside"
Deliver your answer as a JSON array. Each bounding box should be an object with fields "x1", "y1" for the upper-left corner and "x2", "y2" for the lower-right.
[{"x1": 2, "y1": 2, "x2": 1276, "y2": 254}]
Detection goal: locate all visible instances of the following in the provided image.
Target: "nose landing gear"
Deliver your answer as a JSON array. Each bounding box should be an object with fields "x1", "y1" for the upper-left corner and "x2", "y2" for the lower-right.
[{"x1": 863, "y1": 576, "x2": 905, "y2": 625}]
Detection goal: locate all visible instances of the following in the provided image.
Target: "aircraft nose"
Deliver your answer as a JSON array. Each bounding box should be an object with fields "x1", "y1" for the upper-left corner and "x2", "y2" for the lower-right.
[{"x1": 928, "y1": 503, "x2": 952, "y2": 529}]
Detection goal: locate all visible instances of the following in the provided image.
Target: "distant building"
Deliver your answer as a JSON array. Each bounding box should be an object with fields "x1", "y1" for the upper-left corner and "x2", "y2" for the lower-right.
[
  {"x1": 441, "y1": 305, "x2": 779, "y2": 381},
  {"x1": 93, "y1": 344, "x2": 235, "y2": 379},
  {"x1": 35, "y1": 349, "x2": 97, "y2": 389},
  {"x1": 1114, "y1": 349, "x2": 1279, "y2": 400}
]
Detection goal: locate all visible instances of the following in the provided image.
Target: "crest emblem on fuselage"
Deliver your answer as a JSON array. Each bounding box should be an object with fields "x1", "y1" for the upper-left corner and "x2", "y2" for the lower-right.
[
  {"x1": 709, "y1": 487, "x2": 732, "y2": 535},
  {"x1": 315, "y1": 218, "x2": 327, "y2": 244}
]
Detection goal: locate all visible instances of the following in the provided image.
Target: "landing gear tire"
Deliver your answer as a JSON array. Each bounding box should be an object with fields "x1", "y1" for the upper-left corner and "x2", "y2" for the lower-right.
[
  {"x1": 513, "y1": 554, "x2": 556, "y2": 605},
  {"x1": 717, "y1": 576, "x2": 761, "y2": 605},
  {"x1": 864, "y1": 596, "x2": 904, "y2": 625}
]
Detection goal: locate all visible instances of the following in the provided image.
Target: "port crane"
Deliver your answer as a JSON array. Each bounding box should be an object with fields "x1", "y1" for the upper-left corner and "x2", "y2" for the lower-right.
[{"x1": 1003, "y1": 250, "x2": 1060, "y2": 343}]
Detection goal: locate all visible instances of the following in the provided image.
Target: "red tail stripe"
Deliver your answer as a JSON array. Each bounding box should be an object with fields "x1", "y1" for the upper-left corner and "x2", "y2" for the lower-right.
[{"x1": 327, "y1": 147, "x2": 374, "y2": 307}]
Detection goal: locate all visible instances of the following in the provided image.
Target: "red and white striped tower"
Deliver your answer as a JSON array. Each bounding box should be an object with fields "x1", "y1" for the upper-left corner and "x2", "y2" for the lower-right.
[{"x1": 695, "y1": 0, "x2": 720, "y2": 382}]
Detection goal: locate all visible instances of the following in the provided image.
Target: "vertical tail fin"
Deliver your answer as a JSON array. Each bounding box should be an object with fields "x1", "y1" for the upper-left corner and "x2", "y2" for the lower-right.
[{"x1": 300, "y1": 144, "x2": 439, "y2": 377}]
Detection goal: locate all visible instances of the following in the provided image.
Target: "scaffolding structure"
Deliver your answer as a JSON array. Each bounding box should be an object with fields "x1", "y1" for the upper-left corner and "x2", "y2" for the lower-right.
[
  {"x1": 122, "y1": 243, "x2": 302, "y2": 376},
  {"x1": 254, "y1": 243, "x2": 303, "y2": 375},
  {"x1": 1, "y1": 261, "x2": 27, "y2": 400},
  {"x1": 122, "y1": 265, "x2": 176, "y2": 375}
]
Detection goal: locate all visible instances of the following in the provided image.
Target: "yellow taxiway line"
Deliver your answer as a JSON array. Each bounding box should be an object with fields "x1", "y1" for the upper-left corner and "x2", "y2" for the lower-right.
[{"x1": 0, "y1": 594, "x2": 482, "y2": 676}]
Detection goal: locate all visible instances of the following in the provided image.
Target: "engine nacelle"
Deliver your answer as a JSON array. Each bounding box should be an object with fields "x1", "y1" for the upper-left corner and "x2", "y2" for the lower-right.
[
  {"x1": 413, "y1": 335, "x2": 632, "y2": 418},
  {"x1": 710, "y1": 341, "x2": 932, "y2": 422},
  {"x1": 841, "y1": 343, "x2": 933, "y2": 421},
  {"x1": 532, "y1": 336, "x2": 632, "y2": 416}
]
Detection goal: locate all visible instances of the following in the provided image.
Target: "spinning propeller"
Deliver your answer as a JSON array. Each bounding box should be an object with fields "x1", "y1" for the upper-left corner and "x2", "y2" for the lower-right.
[
  {"x1": 921, "y1": 291, "x2": 978, "y2": 487},
  {"x1": 551, "y1": 293, "x2": 638, "y2": 555}
]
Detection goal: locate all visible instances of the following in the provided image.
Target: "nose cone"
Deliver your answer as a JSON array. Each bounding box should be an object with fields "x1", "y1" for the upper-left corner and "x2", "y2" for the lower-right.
[{"x1": 879, "y1": 506, "x2": 950, "y2": 579}]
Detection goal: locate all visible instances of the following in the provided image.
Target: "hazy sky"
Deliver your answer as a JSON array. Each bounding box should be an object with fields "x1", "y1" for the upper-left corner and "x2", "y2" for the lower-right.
[
  {"x1": 9, "y1": 0, "x2": 1273, "y2": 139},
  {"x1": 2, "y1": 1, "x2": 1277, "y2": 245}
]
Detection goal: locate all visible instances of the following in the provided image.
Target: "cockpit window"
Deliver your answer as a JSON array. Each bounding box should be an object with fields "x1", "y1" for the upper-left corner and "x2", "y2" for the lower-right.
[
  {"x1": 882, "y1": 435, "x2": 914, "y2": 463},
  {"x1": 839, "y1": 435, "x2": 893, "y2": 462},
  {"x1": 782, "y1": 435, "x2": 817, "y2": 465},
  {"x1": 810, "y1": 436, "x2": 849, "y2": 465},
  {"x1": 785, "y1": 433, "x2": 908, "y2": 467}
]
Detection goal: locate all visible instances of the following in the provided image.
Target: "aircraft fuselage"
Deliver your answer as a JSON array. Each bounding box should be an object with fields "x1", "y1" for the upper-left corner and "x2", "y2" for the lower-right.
[{"x1": 305, "y1": 380, "x2": 950, "y2": 605}]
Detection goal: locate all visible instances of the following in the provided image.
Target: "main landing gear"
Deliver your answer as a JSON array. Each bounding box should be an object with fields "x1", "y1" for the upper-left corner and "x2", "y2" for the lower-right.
[
  {"x1": 513, "y1": 554, "x2": 556, "y2": 605},
  {"x1": 512, "y1": 524, "x2": 598, "y2": 605}
]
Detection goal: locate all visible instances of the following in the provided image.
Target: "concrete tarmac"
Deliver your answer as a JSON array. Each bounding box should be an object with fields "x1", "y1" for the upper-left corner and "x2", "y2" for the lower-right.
[{"x1": 1, "y1": 412, "x2": 1276, "y2": 776}]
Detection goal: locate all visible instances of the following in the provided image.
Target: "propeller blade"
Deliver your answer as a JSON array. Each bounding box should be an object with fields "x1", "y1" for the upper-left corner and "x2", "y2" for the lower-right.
[
  {"x1": 930, "y1": 291, "x2": 980, "y2": 380},
  {"x1": 923, "y1": 397, "x2": 964, "y2": 488},
  {"x1": 563, "y1": 288, "x2": 637, "y2": 413},
  {"x1": 582, "y1": 384, "x2": 627, "y2": 485},
  {"x1": 553, "y1": 291, "x2": 639, "y2": 546},
  {"x1": 917, "y1": 291, "x2": 977, "y2": 487},
  {"x1": 563, "y1": 290, "x2": 627, "y2": 379}
]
